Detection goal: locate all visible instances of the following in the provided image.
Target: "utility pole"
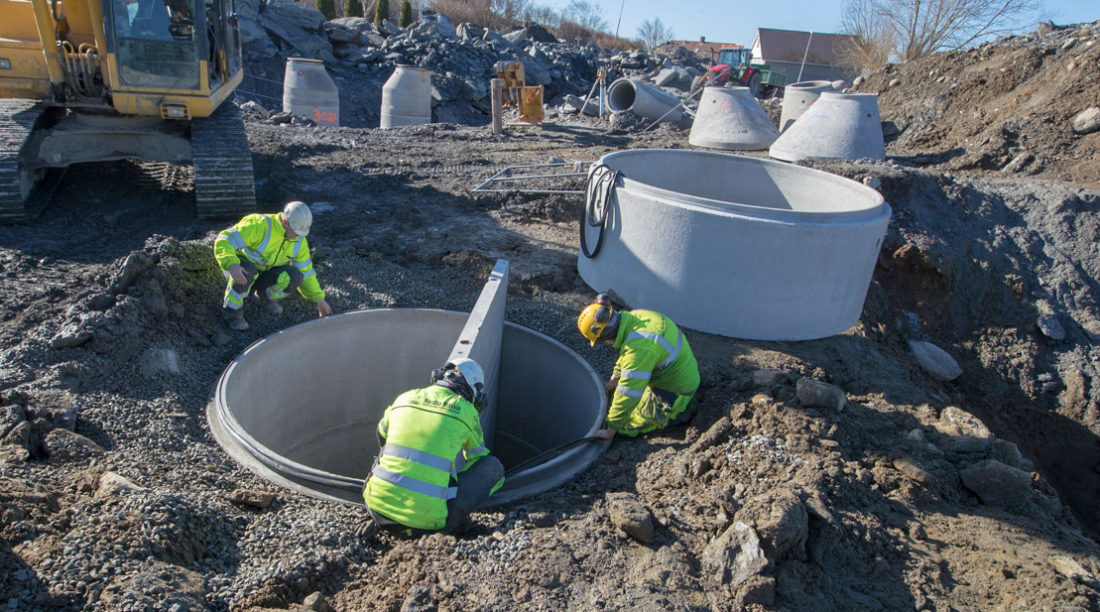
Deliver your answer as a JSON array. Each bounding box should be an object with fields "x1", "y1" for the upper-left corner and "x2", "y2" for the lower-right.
[{"x1": 614, "y1": 0, "x2": 625, "y2": 38}]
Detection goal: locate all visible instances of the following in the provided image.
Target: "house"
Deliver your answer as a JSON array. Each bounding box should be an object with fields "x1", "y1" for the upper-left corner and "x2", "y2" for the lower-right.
[
  {"x1": 749, "y1": 28, "x2": 858, "y2": 84},
  {"x1": 666, "y1": 37, "x2": 738, "y2": 63}
]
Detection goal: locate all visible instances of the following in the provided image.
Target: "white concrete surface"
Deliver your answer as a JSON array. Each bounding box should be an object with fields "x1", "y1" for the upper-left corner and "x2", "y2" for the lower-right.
[
  {"x1": 577, "y1": 149, "x2": 891, "y2": 340},
  {"x1": 779, "y1": 80, "x2": 835, "y2": 132},
  {"x1": 688, "y1": 87, "x2": 779, "y2": 151},
  {"x1": 769, "y1": 92, "x2": 886, "y2": 161},
  {"x1": 381, "y1": 65, "x2": 432, "y2": 128},
  {"x1": 606, "y1": 78, "x2": 684, "y2": 122}
]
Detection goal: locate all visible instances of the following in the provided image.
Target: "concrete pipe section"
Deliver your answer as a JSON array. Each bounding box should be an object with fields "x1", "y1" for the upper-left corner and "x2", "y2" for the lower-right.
[
  {"x1": 769, "y1": 92, "x2": 886, "y2": 162},
  {"x1": 578, "y1": 149, "x2": 891, "y2": 340},
  {"x1": 208, "y1": 309, "x2": 609, "y2": 507},
  {"x1": 688, "y1": 86, "x2": 779, "y2": 151},
  {"x1": 779, "y1": 80, "x2": 835, "y2": 132},
  {"x1": 606, "y1": 78, "x2": 684, "y2": 123}
]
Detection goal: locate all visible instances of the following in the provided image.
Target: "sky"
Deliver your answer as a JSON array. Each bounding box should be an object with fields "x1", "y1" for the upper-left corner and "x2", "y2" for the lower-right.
[{"x1": 542, "y1": 0, "x2": 1099, "y2": 47}]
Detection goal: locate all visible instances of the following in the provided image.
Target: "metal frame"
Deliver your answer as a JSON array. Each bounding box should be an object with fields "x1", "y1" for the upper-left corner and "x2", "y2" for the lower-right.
[{"x1": 473, "y1": 161, "x2": 591, "y2": 195}]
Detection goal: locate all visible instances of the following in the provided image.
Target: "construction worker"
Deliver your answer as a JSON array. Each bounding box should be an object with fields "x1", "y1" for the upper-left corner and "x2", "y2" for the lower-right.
[
  {"x1": 213, "y1": 201, "x2": 333, "y2": 331},
  {"x1": 363, "y1": 358, "x2": 505, "y2": 536},
  {"x1": 577, "y1": 294, "x2": 700, "y2": 439}
]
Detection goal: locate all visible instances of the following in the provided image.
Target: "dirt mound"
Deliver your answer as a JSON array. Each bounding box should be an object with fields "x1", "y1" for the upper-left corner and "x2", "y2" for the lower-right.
[{"x1": 854, "y1": 20, "x2": 1100, "y2": 187}]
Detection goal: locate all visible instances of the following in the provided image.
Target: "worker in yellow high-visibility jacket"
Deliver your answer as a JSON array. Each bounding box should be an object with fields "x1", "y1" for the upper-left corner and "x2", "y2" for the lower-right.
[
  {"x1": 578, "y1": 294, "x2": 700, "y2": 439},
  {"x1": 212, "y1": 201, "x2": 332, "y2": 331},
  {"x1": 363, "y1": 358, "x2": 505, "y2": 536}
]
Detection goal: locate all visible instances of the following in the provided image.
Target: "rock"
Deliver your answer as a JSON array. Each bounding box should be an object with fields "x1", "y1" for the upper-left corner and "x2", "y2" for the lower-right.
[
  {"x1": 456, "y1": 22, "x2": 484, "y2": 40},
  {"x1": 302, "y1": 591, "x2": 336, "y2": 611},
  {"x1": 933, "y1": 406, "x2": 994, "y2": 452},
  {"x1": 734, "y1": 488, "x2": 808, "y2": 559},
  {"x1": 1036, "y1": 314, "x2": 1066, "y2": 340},
  {"x1": 562, "y1": 94, "x2": 600, "y2": 116},
  {"x1": 0, "y1": 404, "x2": 26, "y2": 439},
  {"x1": 259, "y1": 0, "x2": 334, "y2": 63},
  {"x1": 606, "y1": 491, "x2": 654, "y2": 544},
  {"x1": 96, "y1": 472, "x2": 144, "y2": 498},
  {"x1": 908, "y1": 340, "x2": 962, "y2": 381},
  {"x1": 3, "y1": 420, "x2": 32, "y2": 448},
  {"x1": 795, "y1": 377, "x2": 846, "y2": 412},
  {"x1": 702, "y1": 521, "x2": 768, "y2": 587},
  {"x1": 1048, "y1": 555, "x2": 1095, "y2": 583},
  {"x1": 323, "y1": 21, "x2": 359, "y2": 44},
  {"x1": 416, "y1": 10, "x2": 456, "y2": 38},
  {"x1": 888, "y1": 78, "x2": 901, "y2": 88},
  {"x1": 752, "y1": 370, "x2": 785, "y2": 386},
  {"x1": 1061, "y1": 37, "x2": 1078, "y2": 51},
  {"x1": 990, "y1": 439, "x2": 1025, "y2": 468},
  {"x1": 99, "y1": 560, "x2": 206, "y2": 610},
  {"x1": 1072, "y1": 107, "x2": 1100, "y2": 135},
  {"x1": 44, "y1": 428, "x2": 105, "y2": 463},
  {"x1": 736, "y1": 574, "x2": 777, "y2": 607},
  {"x1": 1001, "y1": 152, "x2": 1034, "y2": 173},
  {"x1": 959, "y1": 459, "x2": 1032, "y2": 509},
  {"x1": 229, "y1": 488, "x2": 277, "y2": 509},
  {"x1": 892, "y1": 456, "x2": 939, "y2": 490},
  {"x1": 140, "y1": 348, "x2": 181, "y2": 378}
]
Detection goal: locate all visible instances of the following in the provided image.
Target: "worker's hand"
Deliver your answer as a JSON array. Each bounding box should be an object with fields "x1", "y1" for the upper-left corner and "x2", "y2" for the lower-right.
[
  {"x1": 315, "y1": 298, "x2": 333, "y2": 317},
  {"x1": 604, "y1": 376, "x2": 619, "y2": 397},
  {"x1": 228, "y1": 264, "x2": 247, "y2": 286},
  {"x1": 594, "y1": 428, "x2": 616, "y2": 440}
]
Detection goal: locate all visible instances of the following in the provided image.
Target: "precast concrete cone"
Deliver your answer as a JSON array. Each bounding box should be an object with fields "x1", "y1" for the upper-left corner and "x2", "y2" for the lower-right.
[
  {"x1": 688, "y1": 86, "x2": 779, "y2": 151},
  {"x1": 779, "y1": 80, "x2": 835, "y2": 132},
  {"x1": 769, "y1": 92, "x2": 886, "y2": 162}
]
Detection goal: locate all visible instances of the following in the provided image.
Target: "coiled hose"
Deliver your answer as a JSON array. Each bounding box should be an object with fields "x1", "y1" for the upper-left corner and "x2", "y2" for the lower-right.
[{"x1": 580, "y1": 164, "x2": 620, "y2": 259}]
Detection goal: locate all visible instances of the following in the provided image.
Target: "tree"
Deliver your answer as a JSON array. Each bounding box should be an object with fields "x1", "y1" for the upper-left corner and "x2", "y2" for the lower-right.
[
  {"x1": 562, "y1": 0, "x2": 606, "y2": 32},
  {"x1": 841, "y1": 0, "x2": 1041, "y2": 64},
  {"x1": 636, "y1": 17, "x2": 673, "y2": 51},
  {"x1": 347, "y1": 0, "x2": 364, "y2": 17},
  {"x1": 318, "y1": 0, "x2": 336, "y2": 19},
  {"x1": 399, "y1": 0, "x2": 413, "y2": 26},
  {"x1": 374, "y1": 0, "x2": 389, "y2": 24}
]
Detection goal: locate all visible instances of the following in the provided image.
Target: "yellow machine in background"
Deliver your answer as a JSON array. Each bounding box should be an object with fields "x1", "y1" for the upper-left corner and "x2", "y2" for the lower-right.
[
  {"x1": 0, "y1": 0, "x2": 255, "y2": 222},
  {"x1": 493, "y1": 61, "x2": 543, "y2": 124}
]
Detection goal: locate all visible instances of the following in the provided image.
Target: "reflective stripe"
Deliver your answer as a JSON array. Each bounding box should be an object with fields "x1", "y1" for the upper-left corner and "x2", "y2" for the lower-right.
[
  {"x1": 454, "y1": 452, "x2": 467, "y2": 474},
  {"x1": 291, "y1": 259, "x2": 311, "y2": 269},
  {"x1": 371, "y1": 465, "x2": 457, "y2": 500},
  {"x1": 224, "y1": 216, "x2": 275, "y2": 266},
  {"x1": 301, "y1": 269, "x2": 317, "y2": 279},
  {"x1": 267, "y1": 286, "x2": 286, "y2": 299},
  {"x1": 626, "y1": 329, "x2": 682, "y2": 370},
  {"x1": 616, "y1": 385, "x2": 644, "y2": 399},
  {"x1": 466, "y1": 444, "x2": 487, "y2": 456},
  {"x1": 381, "y1": 443, "x2": 454, "y2": 474},
  {"x1": 291, "y1": 240, "x2": 302, "y2": 258},
  {"x1": 620, "y1": 369, "x2": 651, "y2": 381}
]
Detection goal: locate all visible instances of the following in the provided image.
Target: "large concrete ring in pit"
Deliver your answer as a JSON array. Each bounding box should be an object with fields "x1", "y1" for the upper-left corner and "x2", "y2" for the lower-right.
[
  {"x1": 207, "y1": 309, "x2": 609, "y2": 507},
  {"x1": 578, "y1": 149, "x2": 891, "y2": 340}
]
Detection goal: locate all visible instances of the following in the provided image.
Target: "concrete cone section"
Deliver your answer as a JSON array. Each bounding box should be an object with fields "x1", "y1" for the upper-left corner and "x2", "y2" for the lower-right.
[
  {"x1": 577, "y1": 149, "x2": 891, "y2": 340},
  {"x1": 207, "y1": 267, "x2": 608, "y2": 507},
  {"x1": 779, "y1": 80, "x2": 835, "y2": 132},
  {"x1": 688, "y1": 86, "x2": 779, "y2": 151},
  {"x1": 769, "y1": 92, "x2": 886, "y2": 161},
  {"x1": 606, "y1": 78, "x2": 684, "y2": 122}
]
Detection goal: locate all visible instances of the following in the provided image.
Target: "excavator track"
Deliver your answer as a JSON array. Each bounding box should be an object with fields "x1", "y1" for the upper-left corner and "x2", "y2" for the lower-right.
[
  {"x1": 0, "y1": 99, "x2": 46, "y2": 224},
  {"x1": 191, "y1": 101, "x2": 256, "y2": 219}
]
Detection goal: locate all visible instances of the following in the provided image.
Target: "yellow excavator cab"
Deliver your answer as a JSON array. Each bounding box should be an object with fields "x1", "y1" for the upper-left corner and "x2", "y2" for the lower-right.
[{"x1": 0, "y1": 0, "x2": 255, "y2": 221}]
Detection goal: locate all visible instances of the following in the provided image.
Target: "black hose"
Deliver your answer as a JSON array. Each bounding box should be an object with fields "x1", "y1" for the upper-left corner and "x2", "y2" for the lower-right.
[
  {"x1": 580, "y1": 164, "x2": 619, "y2": 259},
  {"x1": 504, "y1": 436, "x2": 605, "y2": 478}
]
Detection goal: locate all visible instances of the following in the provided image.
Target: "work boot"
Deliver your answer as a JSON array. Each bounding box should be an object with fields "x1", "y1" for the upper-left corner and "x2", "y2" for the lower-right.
[
  {"x1": 253, "y1": 292, "x2": 283, "y2": 315},
  {"x1": 223, "y1": 307, "x2": 249, "y2": 331}
]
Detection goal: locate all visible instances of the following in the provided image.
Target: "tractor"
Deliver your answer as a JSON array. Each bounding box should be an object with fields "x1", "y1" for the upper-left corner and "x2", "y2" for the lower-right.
[{"x1": 692, "y1": 45, "x2": 787, "y2": 98}]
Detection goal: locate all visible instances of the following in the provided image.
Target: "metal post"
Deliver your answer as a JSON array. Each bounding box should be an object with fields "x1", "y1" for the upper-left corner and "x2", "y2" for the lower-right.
[
  {"x1": 797, "y1": 31, "x2": 813, "y2": 83},
  {"x1": 491, "y1": 78, "x2": 503, "y2": 135}
]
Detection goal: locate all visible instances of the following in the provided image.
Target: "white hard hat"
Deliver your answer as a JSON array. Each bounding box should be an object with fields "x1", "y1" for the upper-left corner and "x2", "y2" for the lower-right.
[
  {"x1": 282, "y1": 201, "x2": 312, "y2": 237},
  {"x1": 448, "y1": 357, "x2": 487, "y2": 409}
]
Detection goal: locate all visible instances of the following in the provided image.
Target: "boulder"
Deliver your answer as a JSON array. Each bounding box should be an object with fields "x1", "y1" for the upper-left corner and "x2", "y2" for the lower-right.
[
  {"x1": 959, "y1": 459, "x2": 1032, "y2": 509},
  {"x1": 44, "y1": 428, "x2": 105, "y2": 463},
  {"x1": 702, "y1": 521, "x2": 768, "y2": 587},
  {"x1": 908, "y1": 340, "x2": 962, "y2": 381},
  {"x1": 606, "y1": 492, "x2": 654, "y2": 544},
  {"x1": 734, "y1": 488, "x2": 808, "y2": 559},
  {"x1": 795, "y1": 377, "x2": 846, "y2": 412},
  {"x1": 1072, "y1": 107, "x2": 1100, "y2": 135}
]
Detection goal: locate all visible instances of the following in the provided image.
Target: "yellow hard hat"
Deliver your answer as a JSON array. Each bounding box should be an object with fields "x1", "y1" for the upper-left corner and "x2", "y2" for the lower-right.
[{"x1": 577, "y1": 294, "x2": 616, "y2": 346}]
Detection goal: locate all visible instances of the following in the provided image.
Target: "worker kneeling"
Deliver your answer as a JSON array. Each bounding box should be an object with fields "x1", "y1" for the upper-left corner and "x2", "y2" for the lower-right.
[
  {"x1": 363, "y1": 358, "x2": 505, "y2": 536},
  {"x1": 578, "y1": 294, "x2": 700, "y2": 439},
  {"x1": 213, "y1": 201, "x2": 333, "y2": 331}
]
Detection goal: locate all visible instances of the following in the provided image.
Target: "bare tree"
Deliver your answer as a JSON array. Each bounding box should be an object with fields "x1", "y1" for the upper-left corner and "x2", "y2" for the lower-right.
[
  {"x1": 839, "y1": 0, "x2": 896, "y2": 71},
  {"x1": 841, "y1": 0, "x2": 1041, "y2": 63},
  {"x1": 563, "y1": 0, "x2": 607, "y2": 32},
  {"x1": 636, "y1": 17, "x2": 673, "y2": 51}
]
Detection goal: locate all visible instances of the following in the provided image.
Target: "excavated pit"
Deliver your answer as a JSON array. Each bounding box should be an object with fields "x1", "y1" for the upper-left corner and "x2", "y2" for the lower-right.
[{"x1": 207, "y1": 308, "x2": 609, "y2": 507}]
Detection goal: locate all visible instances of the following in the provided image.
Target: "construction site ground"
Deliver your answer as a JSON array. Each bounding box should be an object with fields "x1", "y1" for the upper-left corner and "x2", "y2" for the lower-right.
[{"x1": 2, "y1": 22, "x2": 1100, "y2": 612}]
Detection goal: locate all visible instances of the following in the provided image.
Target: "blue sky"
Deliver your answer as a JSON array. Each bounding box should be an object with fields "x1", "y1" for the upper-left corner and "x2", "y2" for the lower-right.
[{"x1": 545, "y1": 0, "x2": 1098, "y2": 47}]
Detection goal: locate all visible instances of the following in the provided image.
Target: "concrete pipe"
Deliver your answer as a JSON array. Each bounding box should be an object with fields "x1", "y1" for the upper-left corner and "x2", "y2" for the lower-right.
[
  {"x1": 207, "y1": 309, "x2": 608, "y2": 506},
  {"x1": 779, "y1": 80, "x2": 834, "y2": 132},
  {"x1": 283, "y1": 57, "x2": 340, "y2": 127},
  {"x1": 381, "y1": 65, "x2": 432, "y2": 128},
  {"x1": 578, "y1": 149, "x2": 891, "y2": 340},
  {"x1": 606, "y1": 78, "x2": 684, "y2": 123},
  {"x1": 688, "y1": 86, "x2": 779, "y2": 151},
  {"x1": 769, "y1": 92, "x2": 886, "y2": 162}
]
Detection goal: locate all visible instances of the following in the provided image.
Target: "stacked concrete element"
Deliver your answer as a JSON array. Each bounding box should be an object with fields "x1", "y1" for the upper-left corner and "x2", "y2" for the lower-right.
[
  {"x1": 380, "y1": 65, "x2": 433, "y2": 128},
  {"x1": 688, "y1": 86, "x2": 780, "y2": 151},
  {"x1": 207, "y1": 279, "x2": 609, "y2": 507},
  {"x1": 769, "y1": 92, "x2": 886, "y2": 161},
  {"x1": 606, "y1": 78, "x2": 684, "y2": 123},
  {"x1": 779, "y1": 80, "x2": 835, "y2": 132},
  {"x1": 577, "y1": 149, "x2": 891, "y2": 340},
  {"x1": 283, "y1": 57, "x2": 340, "y2": 126}
]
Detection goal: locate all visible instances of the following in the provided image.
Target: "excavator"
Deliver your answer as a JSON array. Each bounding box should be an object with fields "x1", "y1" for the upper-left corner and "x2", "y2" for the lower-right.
[{"x1": 0, "y1": 0, "x2": 255, "y2": 222}]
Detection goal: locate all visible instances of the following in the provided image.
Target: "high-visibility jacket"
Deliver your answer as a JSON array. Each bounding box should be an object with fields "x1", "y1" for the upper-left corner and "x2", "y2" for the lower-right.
[
  {"x1": 608, "y1": 310, "x2": 700, "y2": 435},
  {"x1": 213, "y1": 213, "x2": 325, "y2": 302},
  {"x1": 363, "y1": 385, "x2": 496, "y2": 531}
]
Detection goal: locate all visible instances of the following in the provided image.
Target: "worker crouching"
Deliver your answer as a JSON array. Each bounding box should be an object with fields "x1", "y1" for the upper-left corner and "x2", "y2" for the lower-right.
[
  {"x1": 213, "y1": 201, "x2": 333, "y2": 331},
  {"x1": 578, "y1": 294, "x2": 700, "y2": 439},
  {"x1": 363, "y1": 358, "x2": 505, "y2": 536}
]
